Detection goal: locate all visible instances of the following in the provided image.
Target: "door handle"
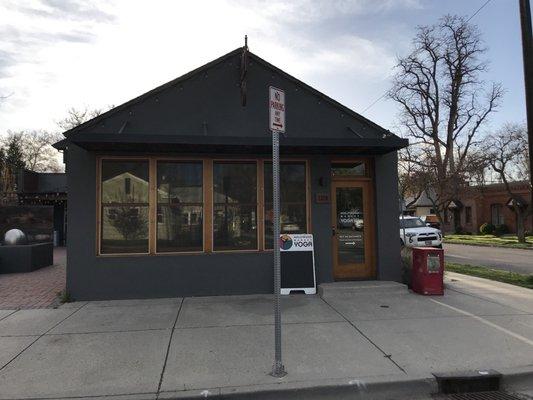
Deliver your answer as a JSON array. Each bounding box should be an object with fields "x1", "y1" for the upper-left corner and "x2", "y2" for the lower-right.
[{"x1": 332, "y1": 227, "x2": 336, "y2": 236}]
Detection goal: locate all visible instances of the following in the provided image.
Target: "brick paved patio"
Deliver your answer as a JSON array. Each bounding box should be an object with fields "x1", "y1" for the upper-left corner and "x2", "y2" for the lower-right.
[{"x1": 0, "y1": 247, "x2": 66, "y2": 309}]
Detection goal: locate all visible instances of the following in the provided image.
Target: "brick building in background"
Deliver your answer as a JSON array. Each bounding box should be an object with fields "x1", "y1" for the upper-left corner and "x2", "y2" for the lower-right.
[{"x1": 443, "y1": 181, "x2": 532, "y2": 234}]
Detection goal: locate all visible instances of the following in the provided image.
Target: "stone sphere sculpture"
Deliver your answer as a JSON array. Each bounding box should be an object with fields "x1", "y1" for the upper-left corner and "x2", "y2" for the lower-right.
[{"x1": 4, "y1": 229, "x2": 28, "y2": 245}]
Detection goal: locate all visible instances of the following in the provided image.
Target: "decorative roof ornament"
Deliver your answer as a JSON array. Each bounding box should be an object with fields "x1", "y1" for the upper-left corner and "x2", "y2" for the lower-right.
[{"x1": 240, "y1": 35, "x2": 248, "y2": 107}]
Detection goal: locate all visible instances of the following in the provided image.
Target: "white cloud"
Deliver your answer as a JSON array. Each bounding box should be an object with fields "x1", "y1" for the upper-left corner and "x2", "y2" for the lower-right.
[
  {"x1": 0, "y1": 0, "x2": 420, "y2": 133},
  {"x1": 232, "y1": 0, "x2": 424, "y2": 23}
]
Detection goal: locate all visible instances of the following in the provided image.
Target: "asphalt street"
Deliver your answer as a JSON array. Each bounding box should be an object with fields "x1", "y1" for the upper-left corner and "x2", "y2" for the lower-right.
[{"x1": 444, "y1": 243, "x2": 533, "y2": 275}]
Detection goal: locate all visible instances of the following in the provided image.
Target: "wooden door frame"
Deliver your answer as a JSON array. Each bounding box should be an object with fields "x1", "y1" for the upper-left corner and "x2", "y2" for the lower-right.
[{"x1": 331, "y1": 179, "x2": 375, "y2": 280}]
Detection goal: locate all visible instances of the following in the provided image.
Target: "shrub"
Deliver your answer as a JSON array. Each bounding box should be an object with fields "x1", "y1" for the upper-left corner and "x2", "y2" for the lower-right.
[
  {"x1": 479, "y1": 222, "x2": 495, "y2": 235},
  {"x1": 494, "y1": 224, "x2": 509, "y2": 236}
]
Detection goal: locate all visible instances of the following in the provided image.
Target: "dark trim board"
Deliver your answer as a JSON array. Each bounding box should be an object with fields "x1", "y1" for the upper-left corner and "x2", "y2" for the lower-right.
[{"x1": 60, "y1": 133, "x2": 407, "y2": 155}]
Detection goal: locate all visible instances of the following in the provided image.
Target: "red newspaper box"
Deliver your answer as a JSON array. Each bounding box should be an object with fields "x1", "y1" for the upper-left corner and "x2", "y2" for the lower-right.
[{"x1": 411, "y1": 247, "x2": 444, "y2": 295}]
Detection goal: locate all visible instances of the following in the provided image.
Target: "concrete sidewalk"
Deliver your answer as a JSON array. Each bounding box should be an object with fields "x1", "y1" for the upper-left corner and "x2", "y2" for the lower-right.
[{"x1": 0, "y1": 277, "x2": 532, "y2": 399}]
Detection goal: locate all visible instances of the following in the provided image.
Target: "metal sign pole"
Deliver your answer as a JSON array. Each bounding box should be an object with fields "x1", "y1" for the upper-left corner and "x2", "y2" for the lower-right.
[{"x1": 271, "y1": 129, "x2": 286, "y2": 378}]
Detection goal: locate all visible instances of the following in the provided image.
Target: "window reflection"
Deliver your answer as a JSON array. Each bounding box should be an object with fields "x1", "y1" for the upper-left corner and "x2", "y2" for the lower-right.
[
  {"x1": 336, "y1": 187, "x2": 365, "y2": 264},
  {"x1": 331, "y1": 162, "x2": 366, "y2": 176},
  {"x1": 213, "y1": 162, "x2": 257, "y2": 250},
  {"x1": 264, "y1": 162, "x2": 307, "y2": 249},
  {"x1": 157, "y1": 162, "x2": 203, "y2": 252},
  {"x1": 101, "y1": 161, "x2": 149, "y2": 254}
]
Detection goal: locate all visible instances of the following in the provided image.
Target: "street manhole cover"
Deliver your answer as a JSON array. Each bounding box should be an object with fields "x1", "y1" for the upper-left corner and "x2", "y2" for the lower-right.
[{"x1": 444, "y1": 391, "x2": 525, "y2": 400}]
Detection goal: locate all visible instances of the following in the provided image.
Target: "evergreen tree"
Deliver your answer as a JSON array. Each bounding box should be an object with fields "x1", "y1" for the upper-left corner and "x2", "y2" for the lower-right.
[
  {"x1": 0, "y1": 146, "x2": 5, "y2": 192},
  {"x1": 0, "y1": 146, "x2": 5, "y2": 167},
  {"x1": 5, "y1": 134, "x2": 26, "y2": 171}
]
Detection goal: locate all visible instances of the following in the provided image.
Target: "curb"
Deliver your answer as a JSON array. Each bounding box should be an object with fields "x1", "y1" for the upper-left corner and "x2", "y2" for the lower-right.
[
  {"x1": 159, "y1": 374, "x2": 438, "y2": 399},
  {"x1": 159, "y1": 367, "x2": 533, "y2": 400},
  {"x1": 4, "y1": 367, "x2": 532, "y2": 399},
  {"x1": 499, "y1": 365, "x2": 533, "y2": 392}
]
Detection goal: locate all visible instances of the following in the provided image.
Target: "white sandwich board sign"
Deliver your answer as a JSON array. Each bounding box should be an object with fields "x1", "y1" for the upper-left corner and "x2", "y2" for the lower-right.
[{"x1": 279, "y1": 233, "x2": 316, "y2": 295}]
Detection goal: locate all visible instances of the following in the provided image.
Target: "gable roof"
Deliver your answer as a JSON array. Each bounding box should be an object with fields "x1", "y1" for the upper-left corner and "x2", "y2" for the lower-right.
[
  {"x1": 412, "y1": 189, "x2": 436, "y2": 208},
  {"x1": 55, "y1": 47, "x2": 408, "y2": 155},
  {"x1": 61, "y1": 47, "x2": 393, "y2": 138}
]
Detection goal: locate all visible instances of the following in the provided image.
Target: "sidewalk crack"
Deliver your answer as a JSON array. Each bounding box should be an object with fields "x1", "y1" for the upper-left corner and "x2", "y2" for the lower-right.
[
  {"x1": 156, "y1": 297, "x2": 185, "y2": 399},
  {"x1": 320, "y1": 296, "x2": 407, "y2": 374},
  {"x1": 0, "y1": 302, "x2": 88, "y2": 371},
  {"x1": 0, "y1": 309, "x2": 18, "y2": 323}
]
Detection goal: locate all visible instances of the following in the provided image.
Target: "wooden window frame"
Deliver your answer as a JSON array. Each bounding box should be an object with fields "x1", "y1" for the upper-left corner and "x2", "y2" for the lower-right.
[
  {"x1": 330, "y1": 158, "x2": 376, "y2": 279},
  {"x1": 96, "y1": 155, "x2": 312, "y2": 256}
]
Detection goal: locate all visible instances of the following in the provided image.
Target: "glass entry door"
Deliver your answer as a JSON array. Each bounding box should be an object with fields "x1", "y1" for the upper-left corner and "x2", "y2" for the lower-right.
[{"x1": 331, "y1": 181, "x2": 374, "y2": 279}]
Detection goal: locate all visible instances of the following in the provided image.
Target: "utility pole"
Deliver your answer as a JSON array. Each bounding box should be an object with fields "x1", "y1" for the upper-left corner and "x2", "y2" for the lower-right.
[{"x1": 519, "y1": 0, "x2": 533, "y2": 206}]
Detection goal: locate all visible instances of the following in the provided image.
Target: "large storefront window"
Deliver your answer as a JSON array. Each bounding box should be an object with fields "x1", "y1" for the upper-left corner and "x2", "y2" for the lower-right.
[
  {"x1": 264, "y1": 162, "x2": 307, "y2": 249},
  {"x1": 213, "y1": 162, "x2": 257, "y2": 250},
  {"x1": 101, "y1": 160, "x2": 149, "y2": 254},
  {"x1": 98, "y1": 158, "x2": 309, "y2": 255},
  {"x1": 157, "y1": 162, "x2": 203, "y2": 252}
]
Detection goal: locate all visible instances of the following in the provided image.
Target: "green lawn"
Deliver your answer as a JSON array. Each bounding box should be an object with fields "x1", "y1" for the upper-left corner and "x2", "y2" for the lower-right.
[
  {"x1": 444, "y1": 234, "x2": 533, "y2": 249},
  {"x1": 446, "y1": 262, "x2": 533, "y2": 289}
]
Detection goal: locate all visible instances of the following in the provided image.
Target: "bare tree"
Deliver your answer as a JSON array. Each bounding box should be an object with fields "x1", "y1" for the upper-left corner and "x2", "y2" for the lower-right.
[
  {"x1": 57, "y1": 107, "x2": 104, "y2": 132},
  {"x1": 3, "y1": 131, "x2": 63, "y2": 173},
  {"x1": 482, "y1": 123, "x2": 531, "y2": 242},
  {"x1": 22, "y1": 130, "x2": 63, "y2": 172},
  {"x1": 390, "y1": 15, "x2": 503, "y2": 229},
  {"x1": 398, "y1": 146, "x2": 433, "y2": 209}
]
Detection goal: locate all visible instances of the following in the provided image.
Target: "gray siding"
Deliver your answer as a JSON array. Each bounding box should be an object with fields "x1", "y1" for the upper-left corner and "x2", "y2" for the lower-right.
[
  {"x1": 78, "y1": 51, "x2": 386, "y2": 141},
  {"x1": 374, "y1": 151, "x2": 402, "y2": 282},
  {"x1": 66, "y1": 145, "x2": 401, "y2": 301}
]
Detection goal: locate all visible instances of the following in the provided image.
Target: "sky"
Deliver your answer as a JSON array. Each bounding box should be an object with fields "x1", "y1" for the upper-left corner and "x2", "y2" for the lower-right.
[{"x1": 0, "y1": 0, "x2": 528, "y2": 136}]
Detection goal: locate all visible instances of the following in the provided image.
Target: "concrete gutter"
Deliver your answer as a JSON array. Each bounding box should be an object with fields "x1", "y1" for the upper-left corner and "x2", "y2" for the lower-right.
[
  {"x1": 158, "y1": 366, "x2": 533, "y2": 399},
  {"x1": 500, "y1": 365, "x2": 533, "y2": 393}
]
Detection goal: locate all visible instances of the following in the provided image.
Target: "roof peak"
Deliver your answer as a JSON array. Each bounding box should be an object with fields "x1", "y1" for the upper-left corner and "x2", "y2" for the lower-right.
[{"x1": 60, "y1": 46, "x2": 395, "y2": 141}]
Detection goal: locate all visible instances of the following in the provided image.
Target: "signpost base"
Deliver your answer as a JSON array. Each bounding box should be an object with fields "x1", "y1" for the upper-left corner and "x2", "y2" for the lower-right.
[{"x1": 270, "y1": 362, "x2": 287, "y2": 378}]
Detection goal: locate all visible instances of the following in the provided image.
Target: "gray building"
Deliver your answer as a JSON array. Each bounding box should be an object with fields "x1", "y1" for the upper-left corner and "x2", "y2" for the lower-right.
[{"x1": 55, "y1": 47, "x2": 407, "y2": 300}]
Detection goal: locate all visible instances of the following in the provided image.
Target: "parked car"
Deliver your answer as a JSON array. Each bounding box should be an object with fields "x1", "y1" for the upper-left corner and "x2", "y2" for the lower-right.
[
  {"x1": 420, "y1": 214, "x2": 441, "y2": 230},
  {"x1": 399, "y1": 216, "x2": 442, "y2": 248}
]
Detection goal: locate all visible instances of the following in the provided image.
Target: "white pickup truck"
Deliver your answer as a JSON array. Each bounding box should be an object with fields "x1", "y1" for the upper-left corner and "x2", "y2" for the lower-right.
[{"x1": 399, "y1": 216, "x2": 442, "y2": 248}]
